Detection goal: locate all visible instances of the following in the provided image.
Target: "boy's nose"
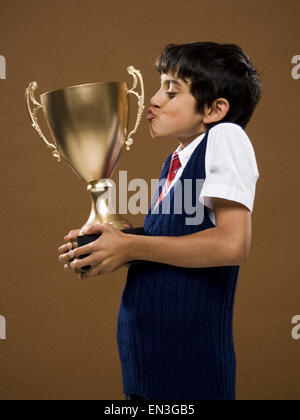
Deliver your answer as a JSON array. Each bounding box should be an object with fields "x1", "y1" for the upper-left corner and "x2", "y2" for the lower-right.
[
  {"x1": 150, "y1": 92, "x2": 163, "y2": 109},
  {"x1": 150, "y1": 92, "x2": 159, "y2": 107}
]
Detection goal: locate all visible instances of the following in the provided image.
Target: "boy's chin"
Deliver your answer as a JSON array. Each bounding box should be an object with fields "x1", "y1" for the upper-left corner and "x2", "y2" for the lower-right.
[
  {"x1": 150, "y1": 127, "x2": 174, "y2": 140},
  {"x1": 152, "y1": 135, "x2": 171, "y2": 141},
  {"x1": 150, "y1": 131, "x2": 173, "y2": 140}
]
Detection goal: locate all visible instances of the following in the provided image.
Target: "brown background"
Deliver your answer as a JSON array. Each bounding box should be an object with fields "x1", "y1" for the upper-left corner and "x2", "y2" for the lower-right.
[{"x1": 0, "y1": 0, "x2": 299, "y2": 400}]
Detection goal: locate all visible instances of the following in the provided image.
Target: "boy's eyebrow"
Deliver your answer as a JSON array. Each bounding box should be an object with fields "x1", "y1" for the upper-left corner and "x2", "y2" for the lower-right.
[{"x1": 161, "y1": 78, "x2": 183, "y2": 88}]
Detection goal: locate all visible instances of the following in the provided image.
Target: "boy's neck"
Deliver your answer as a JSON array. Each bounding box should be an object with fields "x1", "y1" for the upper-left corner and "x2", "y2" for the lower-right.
[
  {"x1": 178, "y1": 130, "x2": 206, "y2": 150},
  {"x1": 178, "y1": 121, "x2": 218, "y2": 149}
]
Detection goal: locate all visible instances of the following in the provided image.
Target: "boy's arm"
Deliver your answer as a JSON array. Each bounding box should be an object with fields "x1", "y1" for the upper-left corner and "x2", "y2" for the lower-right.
[{"x1": 129, "y1": 197, "x2": 252, "y2": 268}]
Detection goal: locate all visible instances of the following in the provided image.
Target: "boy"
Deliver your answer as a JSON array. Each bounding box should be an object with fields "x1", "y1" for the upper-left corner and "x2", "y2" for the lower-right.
[{"x1": 58, "y1": 42, "x2": 262, "y2": 400}]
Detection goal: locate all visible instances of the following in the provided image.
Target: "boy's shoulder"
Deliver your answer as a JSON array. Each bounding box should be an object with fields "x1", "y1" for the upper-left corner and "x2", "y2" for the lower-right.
[
  {"x1": 210, "y1": 121, "x2": 245, "y2": 134},
  {"x1": 209, "y1": 121, "x2": 252, "y2": 145},
  {"x1": 206, "y1": 122, "x2": 258, "y2": 173}
]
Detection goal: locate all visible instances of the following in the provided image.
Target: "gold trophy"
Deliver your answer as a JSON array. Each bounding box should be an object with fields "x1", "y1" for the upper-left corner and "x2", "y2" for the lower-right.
[{"x1": 25, "y1": 66, "x2": 145, "y2": 271}]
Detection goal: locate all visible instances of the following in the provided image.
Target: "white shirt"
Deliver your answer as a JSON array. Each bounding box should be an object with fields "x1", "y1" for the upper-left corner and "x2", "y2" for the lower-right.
[{"x1": 157, "y1": 122, "x2": 259, "y2": 226}]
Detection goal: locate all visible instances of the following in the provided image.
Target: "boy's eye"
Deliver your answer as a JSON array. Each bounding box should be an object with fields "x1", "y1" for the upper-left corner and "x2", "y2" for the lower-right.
[{"x1": 166, "y1": 92, "x2": 177, "y2": 98}]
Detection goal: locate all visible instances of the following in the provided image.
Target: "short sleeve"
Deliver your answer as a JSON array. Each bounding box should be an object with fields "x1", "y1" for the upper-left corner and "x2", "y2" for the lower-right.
[{"x1": 199, "y1": 123, "x2": 260, "y2": 213}]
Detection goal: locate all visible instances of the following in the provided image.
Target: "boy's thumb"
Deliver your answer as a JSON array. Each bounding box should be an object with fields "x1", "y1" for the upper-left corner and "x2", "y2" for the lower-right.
[
  {"x1": 64, "y1": 229, "x2": 81, "y2": 240},
  {"x1": 79, "y1": 223, "x2": 105, "y2": 235}
]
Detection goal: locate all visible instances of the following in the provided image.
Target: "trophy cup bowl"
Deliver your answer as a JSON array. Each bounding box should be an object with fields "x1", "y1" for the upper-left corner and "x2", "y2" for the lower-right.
[{"x1": 25, "y1": 66, "x2": 146, "y2": 272}]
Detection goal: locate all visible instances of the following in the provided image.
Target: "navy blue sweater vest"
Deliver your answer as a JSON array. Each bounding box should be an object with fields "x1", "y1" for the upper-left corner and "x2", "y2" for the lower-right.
[{"x1": 116, "y1": 122, "x2": 240, "y2": 400}]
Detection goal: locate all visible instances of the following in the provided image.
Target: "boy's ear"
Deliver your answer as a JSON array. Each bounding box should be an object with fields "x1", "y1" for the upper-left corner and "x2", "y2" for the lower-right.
[{"x1": 202, "y1": 98, "x2": 230, "y2": 124}]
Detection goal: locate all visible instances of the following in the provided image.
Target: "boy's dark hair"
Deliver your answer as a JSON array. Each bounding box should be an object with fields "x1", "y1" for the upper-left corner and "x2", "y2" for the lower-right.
[{"x1": 155, "y1": 42, "x2": 262, "y2": 128}]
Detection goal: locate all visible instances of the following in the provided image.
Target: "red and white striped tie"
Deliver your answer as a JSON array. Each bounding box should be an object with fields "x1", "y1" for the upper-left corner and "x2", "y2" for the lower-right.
[{"x1": 155, "y1": 151, "x2": 182, "y2": 209}]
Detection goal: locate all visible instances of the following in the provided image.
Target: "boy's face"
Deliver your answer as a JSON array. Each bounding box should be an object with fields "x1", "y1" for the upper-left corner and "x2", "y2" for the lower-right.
[{"x1": 147, "y1": 72, "x2": 207, "y2": 146}]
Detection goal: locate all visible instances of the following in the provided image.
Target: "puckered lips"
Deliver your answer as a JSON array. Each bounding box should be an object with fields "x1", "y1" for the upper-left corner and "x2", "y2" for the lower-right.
[{"x1": 146, "y1": 107, "x2": 156, "y2": 120}]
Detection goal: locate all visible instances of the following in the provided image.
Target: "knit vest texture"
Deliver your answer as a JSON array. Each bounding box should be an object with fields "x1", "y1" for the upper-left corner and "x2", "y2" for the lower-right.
[{"x1": 116, "y1": 122, "x2": 240, "y2": 400}]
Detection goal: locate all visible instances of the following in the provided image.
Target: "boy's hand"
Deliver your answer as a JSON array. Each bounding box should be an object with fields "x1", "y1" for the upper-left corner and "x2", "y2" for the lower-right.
[
  {"x1": 58, "y1": 229, "x2": 81, "y2": 273},
  {"x1": 66, "y1": 223, "x2": 133, "y2": 279}
]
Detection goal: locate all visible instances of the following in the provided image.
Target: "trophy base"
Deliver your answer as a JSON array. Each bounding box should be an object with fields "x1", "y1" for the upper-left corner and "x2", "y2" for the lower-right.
[{"x1": 76, "y1": 227, "x2": 146, "y2": 273}]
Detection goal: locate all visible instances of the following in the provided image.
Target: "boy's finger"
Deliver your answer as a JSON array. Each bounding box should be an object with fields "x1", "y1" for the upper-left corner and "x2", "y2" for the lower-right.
[
  {"x1": 58, "y1": 242, "x2": 73, "y2": 254},
  {"x1": 64, "y1": 230, "x2": 81, "y2": 241},
  {"x1": 63, "y1": 262, "x2": 81, "y2": 273},
  {"x1": 70, "y1": 254, "x2": 95, "y2": 270},
  {"x1": 71, "y1": 241, "x2": 99, "y2": 259},
  {"x1": 59, "y1": 246, "x2": 82, "y2": 265}
]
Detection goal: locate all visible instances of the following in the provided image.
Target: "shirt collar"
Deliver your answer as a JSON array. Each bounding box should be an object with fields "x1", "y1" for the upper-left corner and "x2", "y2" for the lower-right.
[{"x1": 174, "y1": 131, "x2": 207, "y2": 167}]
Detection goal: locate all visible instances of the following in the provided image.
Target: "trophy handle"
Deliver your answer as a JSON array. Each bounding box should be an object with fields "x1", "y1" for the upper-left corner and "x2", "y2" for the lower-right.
[
  {"x1": 125, "y1": 66, "x2": 145, "y2": 151},
  {"x1": 25, "y1": 81, "x2": 62, "y2": 162}
]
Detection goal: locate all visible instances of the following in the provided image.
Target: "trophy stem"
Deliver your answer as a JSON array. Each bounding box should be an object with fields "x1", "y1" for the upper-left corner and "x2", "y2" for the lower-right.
[{"x1": 83, "y1": 180, "x2": 133, "y2": 230}]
